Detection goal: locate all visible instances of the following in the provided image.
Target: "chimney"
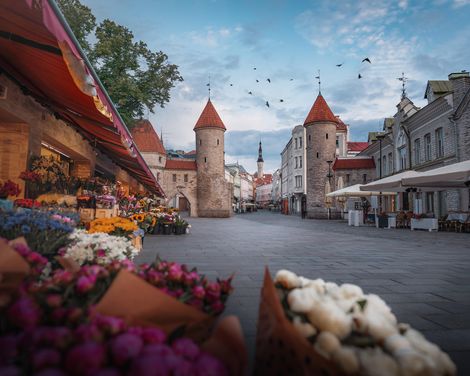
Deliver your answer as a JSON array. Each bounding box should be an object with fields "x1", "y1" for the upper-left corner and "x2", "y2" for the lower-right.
[{"x1": 448, "y1": 71, "x2": 470, "y2": 108}]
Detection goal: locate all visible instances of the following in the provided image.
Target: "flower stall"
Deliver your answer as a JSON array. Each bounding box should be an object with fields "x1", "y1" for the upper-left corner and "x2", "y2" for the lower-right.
[{"x1": 0, "y1": 209, "x2": 246, "y2": 375}]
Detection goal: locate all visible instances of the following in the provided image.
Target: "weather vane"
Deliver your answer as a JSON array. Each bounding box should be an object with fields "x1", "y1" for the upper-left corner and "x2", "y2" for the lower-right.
[
  {"x1": 206, "y1": 75, "x2": 211, "y2": 99},
  {"x1": 315, "y1": 69, "x2": 321, "y2": 94},
  {"x1": 397, "y1": 72, "x2": 408, "y2": 100}
]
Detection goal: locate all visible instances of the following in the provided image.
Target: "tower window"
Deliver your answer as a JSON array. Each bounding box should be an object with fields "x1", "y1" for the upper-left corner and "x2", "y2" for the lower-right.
[
  {"x1": 158, "y1": 156, "x2": 162, "y2": 163},
  {"x1": 199, "y1": 139, "x2": 202, "y2": 146},
  {"x1": 326, "y1": 133, "x2": 329, "y2": 139},
  {"x1": 316, "y1": 152, "x2": 319, "y2": 158},
  {"x1": 184, "y1": 174, "x2": 188, "y2": 182},
  {"x1": 308, "y1": 135, "x2": 311, "y2": 142},
  {"x1": 362, "y1": 174, "x2": 367, "y2": 184},
  {"x1": 172, "y1": 174, "x2": 177, "y2": 182},
  {"x1": 217, "y1": 139, "x2": 219, "y2": 145},
  {"x1": 204, "y1": 157, "x2": 207, "y2": 163}
]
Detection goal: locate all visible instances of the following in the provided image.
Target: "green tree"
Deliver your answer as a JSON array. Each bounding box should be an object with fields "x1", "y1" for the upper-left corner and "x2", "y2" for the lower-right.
[
  {"x1": 56, "y1": 0, "x2": 183, "y2": 128},
  {"x1": 56, "y1": 0, "x2": 96, "y2": 55}
]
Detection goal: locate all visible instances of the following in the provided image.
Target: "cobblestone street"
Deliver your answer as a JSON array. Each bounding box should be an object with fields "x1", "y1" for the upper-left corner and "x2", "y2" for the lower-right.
[{"x1": 136, "y1": 211, "x2": 470, "y2": 373}]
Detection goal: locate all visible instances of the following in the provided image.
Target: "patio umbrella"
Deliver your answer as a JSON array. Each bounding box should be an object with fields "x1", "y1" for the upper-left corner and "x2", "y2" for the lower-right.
[
  {"x1": 359, "y1": 171, "x2": 422, "y2": 192},
  {"x1": 327, "y1": 184, "x2": 395, "y2": 197},
  {"x1": 401, "y1": 160, "x2": 470, "y2": 188}
]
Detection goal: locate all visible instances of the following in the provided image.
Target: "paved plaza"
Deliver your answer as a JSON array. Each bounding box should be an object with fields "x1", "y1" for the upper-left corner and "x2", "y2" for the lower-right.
[{"x1": 136, "y1": 211, "x2": 470, "y2": 373}]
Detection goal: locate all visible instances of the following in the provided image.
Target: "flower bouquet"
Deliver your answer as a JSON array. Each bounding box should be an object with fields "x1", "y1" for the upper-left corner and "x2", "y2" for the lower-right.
[
  {"x1": 0, "y1": 180, "x2": 21, "y2": 200},
  {"x1": 63, "y1": 230, "x2": 139, "y2": 266},
  {"x1": 255, "y1": 268, "x2": 456, "y2": 375},
  {"x1": 0, "y1": 210, "x2": 74, "y2": 257},
  {"x1": 13, "y1": 198, "x2": 41, "y2": 209},
  {"x1": 95, "y1": 195, "x2": 116, "y2": 209},
  {"x1": 88, "y1": 217, "x2": 138, "y2": 238}
]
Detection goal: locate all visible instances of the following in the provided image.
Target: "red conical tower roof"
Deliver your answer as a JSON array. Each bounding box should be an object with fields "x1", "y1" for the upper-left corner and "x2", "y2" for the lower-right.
[
  {"x1": 303, "y1": 94, "x2": 338, "y2": 126},
  {"x1": 194, "y1": 99, "x2": 226, "y2": 131}
]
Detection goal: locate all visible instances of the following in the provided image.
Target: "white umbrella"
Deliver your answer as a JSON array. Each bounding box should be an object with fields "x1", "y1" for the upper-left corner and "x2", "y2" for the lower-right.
[
  {"x1": 327, "y1": 184, "x2": 395, "y2": 197},
  {"x1": 360, "y1": 170, "x2": 421, "y2": 192},
  {"x1": 401, "y1": 160, "x2": 470, "y2": 188}
]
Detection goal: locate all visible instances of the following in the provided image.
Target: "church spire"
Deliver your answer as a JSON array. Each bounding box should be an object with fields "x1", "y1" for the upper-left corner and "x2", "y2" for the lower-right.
[{"x1": 257, "y1": 140, "x2": 264, "y2": 162}]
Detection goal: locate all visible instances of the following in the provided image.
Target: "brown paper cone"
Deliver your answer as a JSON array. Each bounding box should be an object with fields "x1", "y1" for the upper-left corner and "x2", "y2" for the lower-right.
[
  {"x1": 94, "y1": 269, "x2": 214, "y2": 342},
  {"x1": 254, "y1": 267, "x2": 341, "y2": 376},
  {"x1": 0, "y1": 238, "x2": 31, "y2": 294},
  {"x1": 55, "y1": 256, "x2": 81, "y2": 273},
  {"x1": 202, "y1": 315, "x2": 248, "y2": 376}
]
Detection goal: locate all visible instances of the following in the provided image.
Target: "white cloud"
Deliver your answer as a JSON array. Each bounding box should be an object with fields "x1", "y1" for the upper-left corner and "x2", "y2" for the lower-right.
[{"x1": 453, "y1": 0, "x2": 470, "y2": 6}]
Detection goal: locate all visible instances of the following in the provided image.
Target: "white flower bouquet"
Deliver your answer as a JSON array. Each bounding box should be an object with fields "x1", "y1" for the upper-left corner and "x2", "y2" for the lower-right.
[
  {"x1": 254, "y1": 268, "x2": 456, "y2": 376},
  {"x1": 62, "y1": 230, "x2": 139, "y2": 266}
]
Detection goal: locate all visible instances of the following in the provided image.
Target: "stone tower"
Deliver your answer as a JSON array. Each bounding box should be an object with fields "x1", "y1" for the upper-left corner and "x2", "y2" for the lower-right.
[
  {"x1": 257, "y1": 141, "x2": 264, "y2": 178},
  {"x1": 304, "y1": 93, "x2": 339, "y2": 219},
  {"x1": 194, "y1": 99, "x2": 232, "y2": 217}
]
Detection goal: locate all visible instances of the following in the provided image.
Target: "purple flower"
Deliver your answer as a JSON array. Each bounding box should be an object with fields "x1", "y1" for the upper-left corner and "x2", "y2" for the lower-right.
[
  {"x1": 192, "y1": 286, "x2": 205, "y2": 300},
  {"x1": 96, "y1": 249, "x2": 106, "y2": 258},
  {"x1": 65, "y1": 342, "x2": 106, "y2": 375},
  {"x1": 172, "y1": 338, "x2": 200, "y2": 360},
  {"x1": 210, "y1": 301, "x2": 224, "y2": 314},
  {"x1": 173, "y1": 359, "x2": 194, "y2": 376},
  {"x1": 194, "y1": 354, "x2": 228, "y2": 376},
  {"x1": 32, "y1": 348, "x2": 61, "y2": 371},
  {"x1": 0, "y1": 366, "x2": 21, "y2": 376},
  {"x1": 141, "y1": 328, "x2": 166, "y2": 344},
  {"x1": 7, "y1": 297, "x2": 40, "y2": 329},
  {"x1": 93, "y1": 368, "x2": 121, "y2": 376},
  {"x1": 141, "y1": 344, "x2": 173, "y2": 357},
  {"x1": 46, "y1": 294, "x2": 62, "y2": 308},
  {"x1": 76, "y1": 276, "x2": 96, "y2": 294},
  {"x1": 110, "y1": 333, "x2": 143, "y2": 366},
  {"x1": 129, "y1": 354, "x2": 175, "y2": 376},
  {"x1": 75, "y1": 323, "x2": 103, "y2": 342},
  {"x1": 34, "y1": 368, "x2": 66, "y2": 376},
  {"x1": 95, "y1": 315, "x2": 126, "y2": 335},
  {"x1": 205, "y1": 283, "x2": 221, "y2": 302},
  {"x1": 168, "y1": 263, "x2": 183, "y2": 281},
  {"x1": 0, "y1": 335, "x2": 19, "y2": 364}
]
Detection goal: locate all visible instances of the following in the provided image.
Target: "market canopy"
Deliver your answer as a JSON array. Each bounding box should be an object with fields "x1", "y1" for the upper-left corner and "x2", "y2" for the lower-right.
[
  {"x1": 360, "y1": 171, "x2": 422, "y2": 192},
  {"x1": 327, "y1": 184, "x2": 396, "y2": 197},
  {"x1": 0, "y1": 0, "x2": 164, "y2": 196},
  {"x1": 401, "y1": 160, "x2": 470, "y2": 188}
]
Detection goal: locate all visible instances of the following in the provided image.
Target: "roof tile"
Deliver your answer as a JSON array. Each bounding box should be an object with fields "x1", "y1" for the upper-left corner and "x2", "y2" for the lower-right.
[
  {"x1": 304, "y1": 94, "x2": 338, "y2": 126},
  {"x1": 347, "y1": 142, "x2": 369, "y2": 152},
  {"x1": 131, "y1": 120, "x2": 166, "y2": 154},
  {"x1": 165, "y1": 159, "x2": 197, "y2": 170},
  {"x1": 194, "y1": 99, "x2": 226, "y2": 131}
]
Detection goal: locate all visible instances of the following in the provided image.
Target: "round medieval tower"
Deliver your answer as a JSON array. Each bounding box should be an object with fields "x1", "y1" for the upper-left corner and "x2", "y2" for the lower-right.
[
  {"x1": 304, "y1": 93, "x2": 339, "y2": 219},
  {"x1": 194, "y1": 99, "x2": 232, "y2": 217}
]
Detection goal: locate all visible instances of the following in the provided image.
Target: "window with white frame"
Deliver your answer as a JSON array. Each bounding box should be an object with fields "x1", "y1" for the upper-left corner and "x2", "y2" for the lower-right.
[
  {"x1": 424, "y1": 133, "x2": 432, "y2": 161},
  {"x1": 398, "y1": 147, "x2": 407, "y2": 170},
  {"x1": 299, "y1": 137, "x2": 302, "y2": 148},
  {"x1": 388, "y1": 152, "x2": 393, "y2": 174},
  {"x1": 435, "y1": 128, "x2": 444, "y2": 158},
  {"x1": 414, "y1": 138, "x2": 421, "y2": 165},
  {"x1": 294, "y1": 138, "x2": 298, "y2": 149},
  {"x1": 295, "y1": 175, "x2": 302, "y2": 188},
  {"x1": 299, "y1": 156, "x2": 302, "y2": 168},
  {"x1": 295, "y1": 157, "x2": 298, "y2": 168}
]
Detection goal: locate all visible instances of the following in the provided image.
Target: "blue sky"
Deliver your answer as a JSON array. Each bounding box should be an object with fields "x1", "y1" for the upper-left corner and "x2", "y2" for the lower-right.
[{"x1": 83, "y1": 0, "x2": 470, "y2": 173}]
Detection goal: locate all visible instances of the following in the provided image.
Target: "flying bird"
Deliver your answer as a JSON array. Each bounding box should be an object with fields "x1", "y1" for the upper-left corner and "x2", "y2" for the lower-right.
[
  {"x1": 336, "y1": 63, "x2": 343, "y2": 67},
  {"x1": 265, "y1": 101, "x2": 270, "y2": 108},
  {"x1": 280, "y1": 99, "x2": 284, "y2": 102},
  {"x1": 206, "y1": 83, "x2": 210, "y2": 86},
  {"x1": 248, "y1": 91, "x2": 253, "y2": 95},
  {"x1": 362, "y1": 57, "x2": 371, "y2": 63},
  {"x1": 358, "y1": 73, "x2": 362, "y2": 79},
  {"x1": 315, "y1": 75, "x2": 320, "y2": 79},
  {"x1": 253, "y1": 67, "x2": 257, "y2": 70},
  {"x1": 290, "y1": 78, "x2": 294, "y2": 81},
  {"x1": 230, "y1": 83, "x2": 233, "y2": 86},
  {"x1": 267, "y1": 78, "x2": 271, "y2": 83},
  {"x1": 256, "y1": 79, "x2": 259, "y2": 82}
]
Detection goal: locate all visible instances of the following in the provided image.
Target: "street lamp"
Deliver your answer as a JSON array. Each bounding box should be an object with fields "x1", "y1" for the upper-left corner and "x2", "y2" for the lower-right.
[
  {"x1": 326, "y1": 160, "x2": 333, "y2": 220},
  {"x1": 375, "y1": 133, "x2": 386, "y2": 216}
]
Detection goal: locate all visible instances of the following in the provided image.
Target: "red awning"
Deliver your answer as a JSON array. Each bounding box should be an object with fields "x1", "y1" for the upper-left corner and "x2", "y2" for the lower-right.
[{"x1": 0, "y1": 0, "x2": 164, "y2": 196}]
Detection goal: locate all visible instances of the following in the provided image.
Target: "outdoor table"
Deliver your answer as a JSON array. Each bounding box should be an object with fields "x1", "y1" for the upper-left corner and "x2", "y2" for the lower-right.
[
  {"x1": 446, "y1": 213, "x2": 468, "y2": 222},
  {"x1": 388, "y1": 216, "x2": 396, "y2": 229}
]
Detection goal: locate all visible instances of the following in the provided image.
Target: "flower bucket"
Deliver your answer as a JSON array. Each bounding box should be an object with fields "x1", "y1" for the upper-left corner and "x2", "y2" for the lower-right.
[{"x1": 162, "y1": 223, "x2": 173, "y2": 235}]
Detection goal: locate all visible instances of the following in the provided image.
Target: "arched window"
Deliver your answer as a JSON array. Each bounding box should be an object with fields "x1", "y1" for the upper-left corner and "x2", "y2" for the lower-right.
[{"x1": 204, "y1": 157, "x2": 207, "y2": 163}]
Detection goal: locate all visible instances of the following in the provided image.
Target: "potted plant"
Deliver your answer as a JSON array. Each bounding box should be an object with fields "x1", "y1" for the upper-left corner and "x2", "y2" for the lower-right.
[
  {"x1": 378, "y1": 211, "x2": 389, "y2": 228},
  {"x1": 174, "y1": 216, "x2": 188, "y2": 235}
]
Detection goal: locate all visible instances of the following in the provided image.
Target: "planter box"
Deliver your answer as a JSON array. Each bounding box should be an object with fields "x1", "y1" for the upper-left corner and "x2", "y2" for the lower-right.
[
  {"x1": 162, "y1": 224, "x2": 173, "y2": 235},
  {"x1": 79, "y1": 208, "x2": 95, "y2": 223},
  {"x1": 95, "y1": 208, "x2": 115, "y2": 219},
  {"x1": 411, "y1": 218, "x2": 438, "y2": 232},
  {"x1": 174, "y1": 226, "x2": 187, "y2": 235}
]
